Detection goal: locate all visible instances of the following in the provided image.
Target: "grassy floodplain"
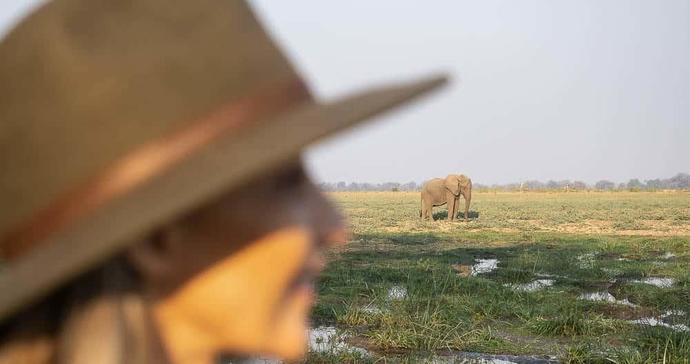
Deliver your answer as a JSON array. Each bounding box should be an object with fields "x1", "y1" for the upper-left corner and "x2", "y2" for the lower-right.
[{"x1": 304, "y1": 191, "x2": 690, "y2": 363}]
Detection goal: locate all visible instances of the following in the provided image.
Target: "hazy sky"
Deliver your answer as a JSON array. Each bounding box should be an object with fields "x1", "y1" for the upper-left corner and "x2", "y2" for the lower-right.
[{"x1": 2, "y1": 1, "x2": 689, "y2": 185}]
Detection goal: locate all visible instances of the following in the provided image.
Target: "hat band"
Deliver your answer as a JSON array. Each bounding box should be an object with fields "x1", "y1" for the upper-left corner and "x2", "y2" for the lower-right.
[{"x1": 1, "y1": 79, "x2": 311, "y2": 260}]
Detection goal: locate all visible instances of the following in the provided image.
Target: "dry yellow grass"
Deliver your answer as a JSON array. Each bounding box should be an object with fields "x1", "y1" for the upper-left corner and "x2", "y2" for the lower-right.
[{"x1": 327, "y1": 191, "x2": 690, "y2": 237}]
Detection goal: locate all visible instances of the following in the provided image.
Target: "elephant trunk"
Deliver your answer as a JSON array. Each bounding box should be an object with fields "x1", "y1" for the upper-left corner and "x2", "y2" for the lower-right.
[{"x1": 464, "y1": 187, "x2": 472, "y2": 221}]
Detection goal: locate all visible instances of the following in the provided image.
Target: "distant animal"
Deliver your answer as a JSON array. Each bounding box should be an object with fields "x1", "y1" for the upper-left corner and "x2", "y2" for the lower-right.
[{"x1": 420, "y1": 174, "x2": 472, "y2": 221}]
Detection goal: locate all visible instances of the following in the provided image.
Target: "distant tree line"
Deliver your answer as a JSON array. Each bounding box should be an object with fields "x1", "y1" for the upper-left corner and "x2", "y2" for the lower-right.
[
  {"x1": 318, "y1": 173, "x2": 690, "y2": 192},
  {"x1": 318, "y1": 181, "x2": 419, "y2": 192}
]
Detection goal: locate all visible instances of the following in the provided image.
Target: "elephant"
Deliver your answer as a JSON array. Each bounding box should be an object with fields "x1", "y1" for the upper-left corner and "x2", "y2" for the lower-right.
[{"x1": 420, "y1": 174, "x2": 472, "y2": 221}]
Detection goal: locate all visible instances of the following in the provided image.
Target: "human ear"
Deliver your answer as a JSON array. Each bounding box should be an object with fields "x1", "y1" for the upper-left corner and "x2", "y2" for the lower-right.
[{"x1": 126, "y1": 226, "x2": 181, "y2": 283}]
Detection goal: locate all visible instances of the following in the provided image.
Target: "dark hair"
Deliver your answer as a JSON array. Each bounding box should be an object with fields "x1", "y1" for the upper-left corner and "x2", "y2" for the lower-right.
[{"x1": 0, "y1": 253, "x2": 141, "y2": 353}]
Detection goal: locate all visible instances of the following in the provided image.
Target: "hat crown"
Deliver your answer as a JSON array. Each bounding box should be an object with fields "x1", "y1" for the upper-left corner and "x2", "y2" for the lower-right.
[{"x1": 0, "y1": 0, "x2": 303, "y2": 246}]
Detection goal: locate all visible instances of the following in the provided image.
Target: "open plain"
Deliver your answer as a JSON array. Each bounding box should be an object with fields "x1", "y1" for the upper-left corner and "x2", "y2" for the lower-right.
[{"x1": 303, "y1": 191, "x2": 690, "y2": 363}]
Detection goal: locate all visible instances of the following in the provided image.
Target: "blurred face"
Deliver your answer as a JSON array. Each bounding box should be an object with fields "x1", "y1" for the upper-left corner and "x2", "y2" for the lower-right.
[{"x1": 127, "y1": 160, "x2": 346, "y2": 363}]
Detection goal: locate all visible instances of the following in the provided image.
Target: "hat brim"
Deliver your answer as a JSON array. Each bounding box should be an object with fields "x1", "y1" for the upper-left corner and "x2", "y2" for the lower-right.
[{"x1": 0, "y1": 73, "x2": 447, "y2": 319}]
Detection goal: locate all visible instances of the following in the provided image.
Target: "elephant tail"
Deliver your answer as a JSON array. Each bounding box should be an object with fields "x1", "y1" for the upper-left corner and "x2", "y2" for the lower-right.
[{"x1": 419, "y1": 209, "x2": 422, "y2": 217}]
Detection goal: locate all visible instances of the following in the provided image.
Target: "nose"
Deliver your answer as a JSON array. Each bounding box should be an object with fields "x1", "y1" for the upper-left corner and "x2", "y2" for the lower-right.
[
  {"x1": 324, "y1": 217, "x2": 349, "y2": 246},
  {"x1": 305, "y1": 183, "x2": 349, "y2": 247}
]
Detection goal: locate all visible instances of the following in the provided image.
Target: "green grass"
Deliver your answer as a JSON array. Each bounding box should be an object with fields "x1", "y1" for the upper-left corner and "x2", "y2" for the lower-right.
[{"x1": 303, "y1": 191, "x2": 690, "y2": 363}]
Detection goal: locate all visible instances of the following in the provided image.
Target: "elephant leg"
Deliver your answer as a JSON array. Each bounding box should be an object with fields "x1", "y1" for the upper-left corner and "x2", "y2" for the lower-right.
[{"x1": 446, "y1": 191, "x2": 456, "y2": 221}]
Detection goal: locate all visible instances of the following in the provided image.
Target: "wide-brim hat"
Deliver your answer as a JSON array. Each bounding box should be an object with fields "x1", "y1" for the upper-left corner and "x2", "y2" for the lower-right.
[{"x1": 0, "y1": 0, "x2": 447, "y2": 320}]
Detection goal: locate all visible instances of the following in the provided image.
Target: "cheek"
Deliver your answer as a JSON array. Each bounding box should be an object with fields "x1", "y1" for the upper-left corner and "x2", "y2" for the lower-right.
[{"x1": 153, "y1": 227, "x2": 313, "y2": 360}]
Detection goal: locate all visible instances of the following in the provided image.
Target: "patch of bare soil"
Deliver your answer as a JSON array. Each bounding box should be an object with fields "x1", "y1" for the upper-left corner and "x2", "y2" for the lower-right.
[
  {"x1": 345, "y1": 335, "x2": 380, "y2": 354},
  {"x1": 380, "y1": 219, "x2": 483, "y2": 234},
  {"x1": 486, "y1": 227, "x2": 523, "y2": 234},
  {"x1": 593, "y1": 304, "x2": 656, "y2": 321},
  {"x1": 550, "y1": 219, "x2": 613, "y2": 234},
  {"x1": 451, "y1": 264, "x2": 472, "y2": 277},
  {"x1": 491, "y1": 329, "x2": 565, "y2": 356},
  {"x1": 542, "y1": 219, "x2": 690, "y2": 236}
]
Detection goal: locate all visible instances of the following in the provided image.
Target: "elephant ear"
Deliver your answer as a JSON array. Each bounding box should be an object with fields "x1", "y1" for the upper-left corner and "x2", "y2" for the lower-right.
[
  {"x1": 457, "y1": 174, "x2": 471, "y2": 188},
  {"x1": 444, "y1": 175, "x2": 460, "y2": 195}
]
